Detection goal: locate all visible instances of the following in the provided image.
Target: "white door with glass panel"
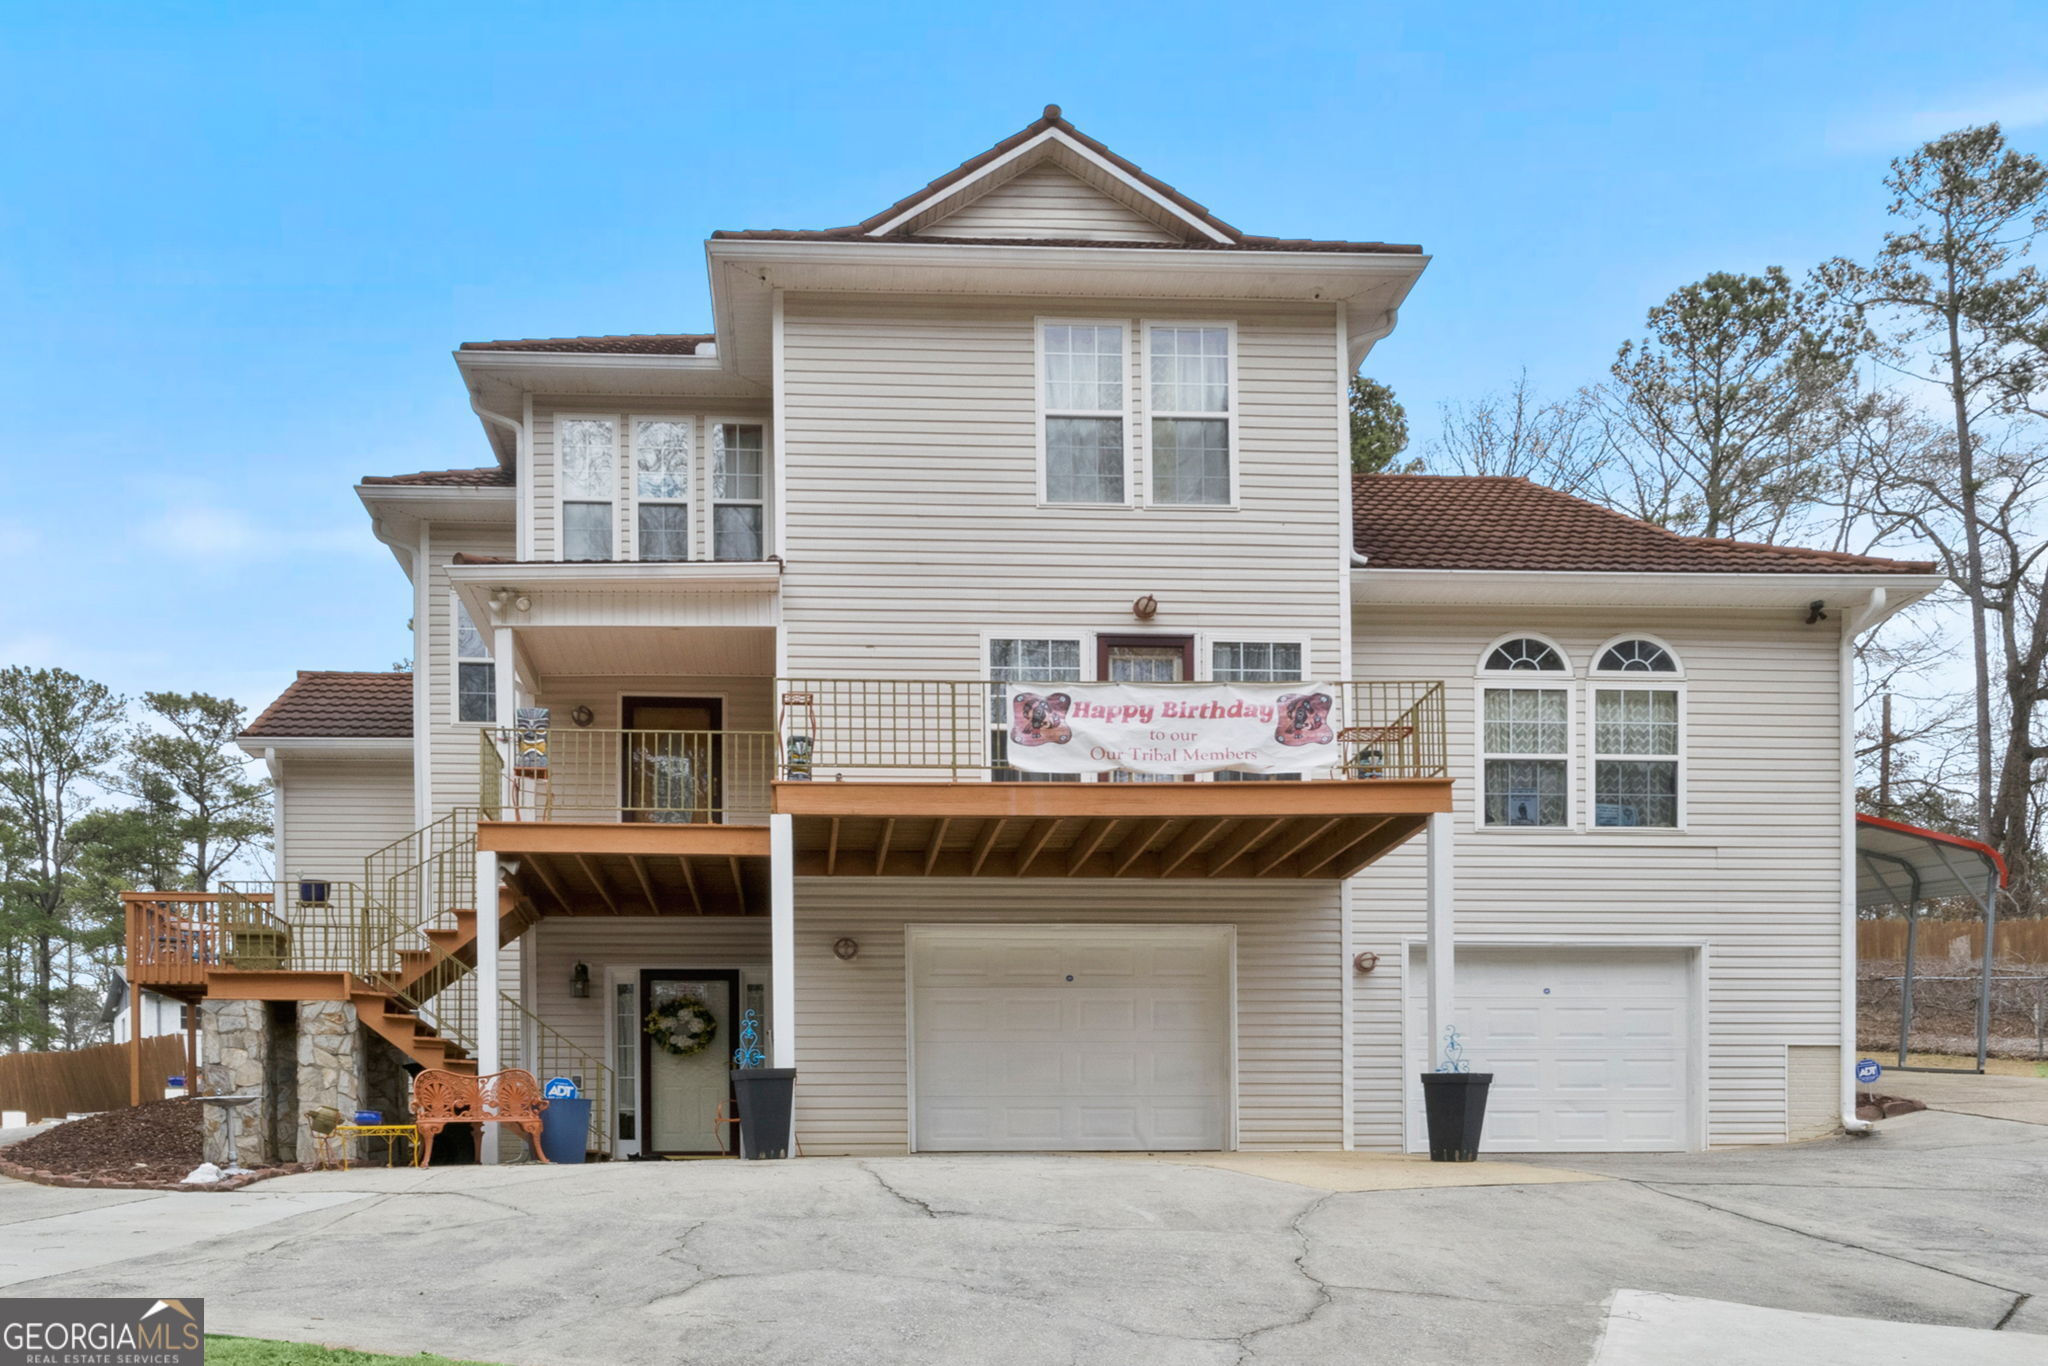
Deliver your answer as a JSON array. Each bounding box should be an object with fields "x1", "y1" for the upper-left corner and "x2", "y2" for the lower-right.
[
  {"x1": 636, "y1": 969, "x2": 737, "y2": 1156},
  {"x1": 1101, "y1": 637, "x2": 1190, "y2": 783}
]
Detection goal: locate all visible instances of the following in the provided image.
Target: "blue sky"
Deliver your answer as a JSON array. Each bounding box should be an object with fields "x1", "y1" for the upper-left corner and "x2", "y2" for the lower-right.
[{"x1": 3, "y1": 1, "x2": 2046, "y2": 717}]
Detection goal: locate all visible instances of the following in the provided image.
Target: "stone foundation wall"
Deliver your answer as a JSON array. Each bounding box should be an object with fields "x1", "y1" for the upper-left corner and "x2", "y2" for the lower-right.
[
  {"x1": 200, "y1": 999, "x2": 295, "y2": 1166},
  {"x1": 295, "y1": 1000, "x2": 362, "y2": 1165}
]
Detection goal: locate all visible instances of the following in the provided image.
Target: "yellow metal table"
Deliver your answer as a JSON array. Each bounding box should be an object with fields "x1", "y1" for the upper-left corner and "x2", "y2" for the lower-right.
[{"x1": 328, "y1": 1122, "x2": 421, "y2": 1170}]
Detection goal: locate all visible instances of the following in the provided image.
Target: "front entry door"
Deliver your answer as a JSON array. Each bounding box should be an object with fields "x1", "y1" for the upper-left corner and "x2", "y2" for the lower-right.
[
  {"x1": 639, "y1": 969, "x2": 740, "y2": 1155},
  {"x1": 622, "y1": 696, "x2": 722, "y2": 822}
]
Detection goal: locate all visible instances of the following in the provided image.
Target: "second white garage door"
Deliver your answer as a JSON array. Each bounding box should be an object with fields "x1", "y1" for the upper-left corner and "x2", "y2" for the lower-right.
[
  {"x1": 910, "y1": 924, "x2": 1231, "y2": 1151},
  {"x1": 1406, "y1": 947, "x2": 1695, "y2": 1153}
]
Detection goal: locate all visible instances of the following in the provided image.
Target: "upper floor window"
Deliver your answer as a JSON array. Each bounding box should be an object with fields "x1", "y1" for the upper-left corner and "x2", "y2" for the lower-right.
[
  {"x1": 1148, "y1": 324, "x2": 1234, "y2": 506},
  {"x1": 1039, "y1": 322, "x2": 1127, "y2": 505},
  {"x1": 454, "y1": 598, "x2": 495, "y2": 723},
  {"x1": 633, "y1": 419, "x2": 691, "y2": 562},
  {"x1": 1592, "y1": 639, "x2": 1682, "y2": 828},
  {"x1": 713, "y1": 422, "x2": 766, "y2": 560},
  {"x1": 1479, "y1": 636, "x2": 1570, "y2": 827},
  {"x1": 1212, "y1": 638, "x2": 1304, "y2": 782},
  {"x1": 559, "y1": 417, "x2": 617, "y2": 561}
]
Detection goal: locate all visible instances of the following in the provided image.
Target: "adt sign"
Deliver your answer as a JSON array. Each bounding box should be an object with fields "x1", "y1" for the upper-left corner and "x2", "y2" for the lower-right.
[
  {"x1": 1855, "y1": 1058, "x2": 1883, "y2": 1086},
  {"x1": 543, "y1": 1076, "x2": 580, "y2": 1100}
]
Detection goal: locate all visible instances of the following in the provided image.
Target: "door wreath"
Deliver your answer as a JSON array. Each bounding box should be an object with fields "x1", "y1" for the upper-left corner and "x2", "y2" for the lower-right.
[{"x1": 644, "y1": 994, "x2": 719, "y2": 1057}]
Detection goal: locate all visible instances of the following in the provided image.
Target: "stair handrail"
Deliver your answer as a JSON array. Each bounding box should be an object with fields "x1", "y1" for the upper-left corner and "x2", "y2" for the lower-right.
[{"x1": 500, "y1": 990, "x2": 615, "y2": 1154}]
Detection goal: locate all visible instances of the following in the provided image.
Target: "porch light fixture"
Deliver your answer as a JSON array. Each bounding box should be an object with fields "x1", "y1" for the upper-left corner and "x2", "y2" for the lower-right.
[
  {"x1": 1132, "y1": 594, "x2": 1159, "y2": 621},
  {"x1": 572, "y1": 961, "x2": 591, "y2": 998},
  {"x1": 833, "y1": 937, "x2": 860, "y2": 962},
  {"x1": 1352, "y1": 951, "x2": 1380, "y2": 976},
  {"x1": 571, "y1": 706, "x2": 595, "y2": 727}
]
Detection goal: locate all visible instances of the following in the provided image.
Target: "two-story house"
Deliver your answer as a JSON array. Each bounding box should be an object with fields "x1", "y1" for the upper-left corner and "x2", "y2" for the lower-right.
[{"x1": 127, "y1": 107, "x2": 1941, "y2": 1166}]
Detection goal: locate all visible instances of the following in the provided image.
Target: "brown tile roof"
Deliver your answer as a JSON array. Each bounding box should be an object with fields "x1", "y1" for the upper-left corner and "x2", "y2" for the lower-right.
[
  {"x1": 242, "y1": 671, "x2": 414, "y2": 739},
  {"x1": 711, "y1": 105, "x2": 1421, "y2": 257},
  {"x1": 360, "y1": 467, "x2": 514, "y2": 487},
  {"x1": 458, "y1": 333, "x2": 714, "y2": 355},
  {"x1": 1352, "y1": 475, "x2": 1937, "y2": 575}
]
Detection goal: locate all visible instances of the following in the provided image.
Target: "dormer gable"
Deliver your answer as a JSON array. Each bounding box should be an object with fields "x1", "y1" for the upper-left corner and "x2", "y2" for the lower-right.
[{"x1": 917, "y1": 161, "x2": 1183, "y2": 243}]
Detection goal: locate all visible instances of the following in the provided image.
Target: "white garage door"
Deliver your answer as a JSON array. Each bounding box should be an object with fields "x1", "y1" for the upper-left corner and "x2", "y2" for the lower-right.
[
  {"x1": 910, "y1": 925, "x2": 1230, "y2": 1151},
  {"x1": 1407, "y1": 947, "x2": 1693, "y2": 1153}
]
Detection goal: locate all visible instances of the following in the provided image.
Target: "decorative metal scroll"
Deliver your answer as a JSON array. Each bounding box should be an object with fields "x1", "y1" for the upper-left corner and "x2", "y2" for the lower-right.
[
  {"x1": 1436, "y1": 1024, "x2": 1470, "y2": 1074},
  {"x1": 732, "y1": 1007, "x2": 765, "y2": 1069}
]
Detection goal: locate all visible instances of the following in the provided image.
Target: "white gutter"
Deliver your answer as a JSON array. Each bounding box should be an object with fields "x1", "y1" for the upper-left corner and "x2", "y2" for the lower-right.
[{"x1": 1840, "y1": 586, "x2": 1889, "y2": 1136}]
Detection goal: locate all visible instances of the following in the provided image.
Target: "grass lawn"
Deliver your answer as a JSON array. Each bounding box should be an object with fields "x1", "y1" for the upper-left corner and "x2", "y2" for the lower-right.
[{"x1": 206, "y1": 1337, "x2": 502, "y2": 1365}]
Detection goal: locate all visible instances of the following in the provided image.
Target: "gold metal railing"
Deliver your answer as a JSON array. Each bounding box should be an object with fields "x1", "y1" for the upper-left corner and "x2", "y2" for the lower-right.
[
  {"x1": 504, "y1": 992, "x2": 614, "y2": 1155},
  {"x1": 777, "y1": 678, "x2": 1449, "y2": 781},
  {"x1": 214, "y1": 880, "x2": 383, "y2": 976},
  {"x1": 483, "y1": 728, "x2": 779, "y2": 823}
]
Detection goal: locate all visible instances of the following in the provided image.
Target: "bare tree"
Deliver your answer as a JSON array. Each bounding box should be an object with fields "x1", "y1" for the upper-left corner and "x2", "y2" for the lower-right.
[
  {"x1": 1817, "y1": 123, "x2": 2048, "y2": 845},
  {"x1": 1425, "y1": 371, "x2": 1610, "y2": 496}
]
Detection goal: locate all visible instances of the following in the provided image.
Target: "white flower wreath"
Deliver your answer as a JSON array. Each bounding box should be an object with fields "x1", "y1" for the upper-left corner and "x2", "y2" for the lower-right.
[{"x1": 644, "y1": 995, "x2": 719, "y2": 1058}]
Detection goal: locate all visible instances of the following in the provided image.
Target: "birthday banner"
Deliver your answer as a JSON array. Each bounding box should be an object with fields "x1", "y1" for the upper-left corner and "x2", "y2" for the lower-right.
[{"x1": 1004, "y1": 681, "x2": 1338, "y2": 776}]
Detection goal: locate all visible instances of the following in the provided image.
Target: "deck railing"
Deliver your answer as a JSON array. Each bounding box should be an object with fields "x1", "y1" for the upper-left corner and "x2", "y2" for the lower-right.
[
  {"x1": 124, "y1": 883, "x2": 387, "y2": 989},
  {"x1": 483, "y1": 727, "x2": 780, "y2": 823},
  {"x1": 776, "y1": 678, "x2": 1448, "y2": 782}
]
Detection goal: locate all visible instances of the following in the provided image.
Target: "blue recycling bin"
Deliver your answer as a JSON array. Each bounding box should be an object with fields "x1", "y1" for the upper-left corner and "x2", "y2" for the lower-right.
[{"x1": 539, "y1": 1097, "x2": 593, "y2": 1164}]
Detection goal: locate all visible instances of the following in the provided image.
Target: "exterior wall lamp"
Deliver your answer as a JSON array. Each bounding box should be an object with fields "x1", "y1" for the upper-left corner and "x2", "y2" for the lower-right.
[
  {"x1": 572, "y1": 961, "x2": 591, "y2": 997},
  {"x1": 833, "y1": 937, "x2": 860, "y2": 961},
  {"x1": 1132, "y1": 594, "x2": 1159, "y2": 621}
]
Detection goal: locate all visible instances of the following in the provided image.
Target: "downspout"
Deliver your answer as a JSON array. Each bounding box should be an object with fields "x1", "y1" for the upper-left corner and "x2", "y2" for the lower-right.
[{"x1": 1840, "y1": 586, "x2": 1888, "y2": 1135}]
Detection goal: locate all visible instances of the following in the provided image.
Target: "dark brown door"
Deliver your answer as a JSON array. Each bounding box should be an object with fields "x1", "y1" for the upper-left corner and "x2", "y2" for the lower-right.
[
  {"x1": 622, "y1": 696, "x2": 722, "y2": 822},
  {"x1": 639, "y1": 968, "x2": 741, "y2": 1155},
  {"x1": 1096, "y1": 636, "x2": 1194, "y2": 783}
]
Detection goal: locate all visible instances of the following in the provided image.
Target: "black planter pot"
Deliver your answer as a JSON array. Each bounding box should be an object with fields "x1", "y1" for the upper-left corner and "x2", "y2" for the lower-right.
[
  {"x1": 1418, "y1": 1072, "x2": 1493, "y2": 1162},
  {"x1": 731, "y1": 1067, "x2": 797, "y2": 1159}
]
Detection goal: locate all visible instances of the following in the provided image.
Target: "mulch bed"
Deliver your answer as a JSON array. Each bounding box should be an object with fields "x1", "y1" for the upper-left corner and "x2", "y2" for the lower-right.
[{"x1": 0, "y1": 1097, "x2": 302, "y2": 1191}]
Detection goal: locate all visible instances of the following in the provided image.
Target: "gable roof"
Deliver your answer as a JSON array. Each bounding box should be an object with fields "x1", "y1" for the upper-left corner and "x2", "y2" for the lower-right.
[
  {"x1": 360, "y1": 467, "x2": 515, "y2": 487},
  {"x1": 458, "y1": 333, "x2": 713, "y2": 355},
  {"x1": 711, "y1": 105, "x2": 1421, "y2": 256},
  {"x1": 242, "y1": 671, "x2": 414, "y2": 739},
  {"x1": 1352, "y1": 475, "x2": 1937, "y2": 576}
]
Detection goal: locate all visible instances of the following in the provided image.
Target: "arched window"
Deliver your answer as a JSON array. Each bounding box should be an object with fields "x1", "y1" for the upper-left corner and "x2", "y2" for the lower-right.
[
  {"x1": 1484, "y1": 637, "x2": 1566, "y2": 672},
  {"x1": 1596, "y1": 639, "x2": 1677, "y2": 674},
  {"x1": 1591, "y1": 639, "x2": 1682, "y2": 827},
  {"x1": 1478, "y1": 637, "x2": 1570, "y2": 827}
]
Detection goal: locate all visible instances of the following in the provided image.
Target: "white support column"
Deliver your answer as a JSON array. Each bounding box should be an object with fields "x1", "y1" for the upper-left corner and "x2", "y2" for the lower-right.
[
  {"x1": 769, "y1": 813, "x2": 797, "y2": 1068},
  {"x1": 1424, "y1": 810, "x2": 1455, "y2": 1069},
  {"x1": 475, "y1": 848, "x2": 501, "y2": 1164}
]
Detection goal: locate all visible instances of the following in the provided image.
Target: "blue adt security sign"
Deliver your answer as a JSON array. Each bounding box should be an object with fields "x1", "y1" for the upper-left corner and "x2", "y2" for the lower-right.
[
  {"x1": 1855, "y1": 1058, "x2": 1882, "y2": 1085},
  {"x1": 543, "y1": 1076, "x2": 580, "y2": 1099}
]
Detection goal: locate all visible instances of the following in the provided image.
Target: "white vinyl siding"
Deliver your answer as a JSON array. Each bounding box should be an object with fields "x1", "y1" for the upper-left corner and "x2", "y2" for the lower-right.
[
  {"x1": 423, "y1": 524, "x2": 514, "y2": 818},
  {"x1": 1348, "y1": 605, "x2": 1848, "y2": 1150},
  {"x1": 277, "y1": 758, "x2": 415, "y2": 884},
  {"x1": 919, "y1": 162, "x2": 1181, "y2": 243},
  {"x1": 778, "y1": 294, "x2": 1349, "y2": 680},
  {"x1": 791, "y1": 879, "x2": 1345, "y2": 1155}
]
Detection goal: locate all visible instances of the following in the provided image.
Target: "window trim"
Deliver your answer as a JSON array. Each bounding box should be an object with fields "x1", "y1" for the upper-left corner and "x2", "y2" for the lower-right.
[
  {"x1": 1588, "y1": 651, "x2": 1688, "y2": 832},
  {"x1": 625, "y1": 414, "x2": 696, "y2": 564},
  {"x1": 1141, "y1": 319, "x2": 1240, "y2": 510},
  {"x1": 982, "y1": 630, "x2": 1091, "y2": 779},
  {"x1": 1034, "y1": 317, "x2": 1135, "y2": 509},
  {"x1": 708, "y1": 416, "x2": 771, "y2": 562},
  {"x1": 450, "y1": 591, "x2": 496, "y2": 727},
  {"x1": 1589, "y1": 633, "x2": 1686, "y2": 679},
  {"x1": 1475, "y1": 634, "x2": 1575, "y2": 832},
  {"x1": 554, "y1": 411, "x2": 623, "y2": 563},
  {"x1": 1200, "y1": 634, "x2": 1312, "y2": 683}
]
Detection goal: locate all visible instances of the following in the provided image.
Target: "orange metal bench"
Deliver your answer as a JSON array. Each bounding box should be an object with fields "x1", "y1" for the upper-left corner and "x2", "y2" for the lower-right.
[{"x1": 411, "y1": 1068, "x2": 550, "y2": 1167}]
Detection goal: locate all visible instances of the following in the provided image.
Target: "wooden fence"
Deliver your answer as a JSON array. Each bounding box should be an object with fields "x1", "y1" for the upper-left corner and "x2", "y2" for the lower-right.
[
  {"x1": 1859, "y1": 918, "x2": 2048, "y2": 965},
  {"x1": 0, "y1": 1036, "x2": 189, "y2": 1122}
]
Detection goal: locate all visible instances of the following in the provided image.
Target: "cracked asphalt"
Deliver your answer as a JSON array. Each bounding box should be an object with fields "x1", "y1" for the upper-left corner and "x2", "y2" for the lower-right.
[{"x1": 4, "y1": 1106, "x2": 2045, "y2": 1365}]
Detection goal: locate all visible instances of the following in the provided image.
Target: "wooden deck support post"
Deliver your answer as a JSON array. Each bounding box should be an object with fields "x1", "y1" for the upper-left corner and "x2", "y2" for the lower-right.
[
  {"x1": 129, "y1": 974, "x2": 144, "y2": 1107},
  {"x1": 1425, "y1": 810, "x2": 1455, "y2": 1069}
]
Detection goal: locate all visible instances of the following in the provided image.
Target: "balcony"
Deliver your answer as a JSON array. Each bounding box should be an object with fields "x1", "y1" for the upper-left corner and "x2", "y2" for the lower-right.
[{"x1": 475, "y1": 680, "x2": 1451, "y2": 886}]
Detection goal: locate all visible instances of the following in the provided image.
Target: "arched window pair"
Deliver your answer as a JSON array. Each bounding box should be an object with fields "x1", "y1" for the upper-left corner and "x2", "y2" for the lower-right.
[{"x1": 1478, "y1": 637, "x2": 1682, "y2": 829}]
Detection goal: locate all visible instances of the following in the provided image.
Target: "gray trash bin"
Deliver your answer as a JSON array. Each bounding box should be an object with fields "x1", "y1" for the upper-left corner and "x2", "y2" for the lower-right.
[{"x1": 539, "y1": 1097, "x2": 593, "y2": 1163}]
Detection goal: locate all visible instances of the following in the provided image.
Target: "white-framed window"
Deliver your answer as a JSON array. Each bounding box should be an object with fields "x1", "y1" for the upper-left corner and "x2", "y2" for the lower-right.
[
  {"x1": 631, "y1": 417, "x2": 692, "y2": 562},
  {"x1": 1037, "y1": 320, "x2": 1129, "y2": 505},
  {"x1": 453, "y1": 596, "x2": 495, "y2": 724},
  {"x1": 1591, "y1": 637, "x2": 1683, "y2": 828},
  {"x1": 557, "y1": 415, "x2": 619, "y2": 561},
  {"x1": 1210, "y1": 637, "x2": 1305, "y2": 781},
  {"x1": 1478, "y1": 635, "x2": 1571, "y2": 828},
  {"x1": 711, "y1": 421, "x2": 767, "y2": 561},
  {"x1": 988, "y1": 635, "x2": 1084, "y2": 783},
  {"x1": 1146, "y1": 322, "x2": 1236, "y2": 507}
]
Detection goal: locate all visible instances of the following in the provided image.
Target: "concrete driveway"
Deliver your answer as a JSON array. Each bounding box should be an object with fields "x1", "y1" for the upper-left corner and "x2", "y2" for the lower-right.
[{"x1": 5, "y1": 1103, "x2": 2047, "y2": 1365}]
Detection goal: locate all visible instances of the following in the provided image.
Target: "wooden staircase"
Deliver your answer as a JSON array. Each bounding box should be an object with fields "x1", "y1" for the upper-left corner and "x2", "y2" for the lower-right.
[{"x1": 378, "y1": 899, "x2": 543, "y2": 997}]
